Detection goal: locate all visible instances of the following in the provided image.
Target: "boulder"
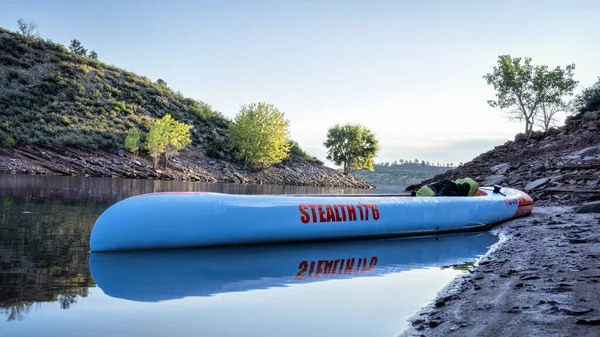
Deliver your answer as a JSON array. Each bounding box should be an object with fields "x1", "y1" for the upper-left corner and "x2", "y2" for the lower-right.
[
  {"x1": 575, "y1": 201, "x2": 600, "y2": 214},
  {"x1": 490, "y1": 163, "x2": 510, "y2": 174},
  {"x1": 574, "y1": 146, "x2": 600, "y2": 157},
  {"x1": 525, "y1": 177, "x2": 551, "y2": 191},
  {"x1": 484, "y1": 174, "x2": 505, "y2": 186}
]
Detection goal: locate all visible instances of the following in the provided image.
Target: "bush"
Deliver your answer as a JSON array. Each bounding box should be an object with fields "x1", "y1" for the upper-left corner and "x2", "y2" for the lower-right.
[
  {"x1": 206, "y1": 138, "x2": 228, "y2": 159},
  {"x1": 574, "y1": 78, "x2": 600, "y2": 114},
  {"x1": 2, "y1": 137, "x2": 16, "y2": 147},
  {"x1": 286, "y1": 140, "x2": 321, "y2": 164}
]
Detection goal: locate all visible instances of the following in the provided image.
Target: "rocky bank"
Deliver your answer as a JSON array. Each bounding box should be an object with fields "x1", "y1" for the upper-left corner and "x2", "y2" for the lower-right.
[
  {"x1": 0, "y1": 145, "x2": 373, "y2": 189},
  {"x1": 407, "y1": 110, "x2": 600, "y2": 206},
  {"x1": 400, "y1": 110, "x2": 600, "y2": 336}
]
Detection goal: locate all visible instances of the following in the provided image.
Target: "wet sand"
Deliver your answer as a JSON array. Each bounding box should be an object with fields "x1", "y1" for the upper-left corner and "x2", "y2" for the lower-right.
[{"x1": 401, "y1": 206, "x2": 600, "y2": 337}]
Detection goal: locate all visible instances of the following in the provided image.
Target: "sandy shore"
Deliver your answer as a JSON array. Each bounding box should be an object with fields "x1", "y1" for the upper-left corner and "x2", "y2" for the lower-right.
[{"x1": 400, "y1": 206, "x2": 600, "y2": 337}]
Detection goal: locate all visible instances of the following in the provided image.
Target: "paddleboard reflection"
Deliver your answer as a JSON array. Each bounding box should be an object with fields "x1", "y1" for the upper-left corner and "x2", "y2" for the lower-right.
[{"x1": 89, "y1": 232, "x2": 497, "y2": 302}]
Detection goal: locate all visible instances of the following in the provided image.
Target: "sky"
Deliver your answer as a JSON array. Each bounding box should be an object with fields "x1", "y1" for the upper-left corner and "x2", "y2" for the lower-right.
[{"x1": 1, "y1": 0, "x2": 599, "y2": 167}]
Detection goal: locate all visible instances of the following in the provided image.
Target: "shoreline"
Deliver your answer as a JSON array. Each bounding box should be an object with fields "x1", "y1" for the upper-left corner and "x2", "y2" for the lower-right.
[
  {"x1": 400, "y1": 206, "x2": 600, "y2": 336},
  {"x1": 0, "y1": 145, "x2": 374, "y2": 189}
]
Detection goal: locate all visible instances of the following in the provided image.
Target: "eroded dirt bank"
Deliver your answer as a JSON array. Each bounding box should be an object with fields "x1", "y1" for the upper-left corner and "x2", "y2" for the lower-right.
[
  {"x1": 0, "y1": 145, "x2": 373, "y2": 188},
  {"x1": 401, "y1": 206, "x2": 600, "y2": 337}
]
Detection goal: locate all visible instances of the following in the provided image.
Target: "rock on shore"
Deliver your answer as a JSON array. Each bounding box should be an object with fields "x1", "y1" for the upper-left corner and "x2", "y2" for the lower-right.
[
  {"x1": 407, "y1": 111, "x2": 600, "y2": 206},
  {"x1": 0, "y1": 145, "x2": 373, "y2": 189}
]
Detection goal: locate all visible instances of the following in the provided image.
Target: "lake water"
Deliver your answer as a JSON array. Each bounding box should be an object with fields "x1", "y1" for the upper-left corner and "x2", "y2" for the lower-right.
[{"x1": 0, "y1": 175, "x2": 498, "y2": 337}]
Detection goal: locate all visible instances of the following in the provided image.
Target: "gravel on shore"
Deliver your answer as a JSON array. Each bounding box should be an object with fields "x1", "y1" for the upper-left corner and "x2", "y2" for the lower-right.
[{"x1": 400, "y1": 206, "x2": 600, "y2": 337}]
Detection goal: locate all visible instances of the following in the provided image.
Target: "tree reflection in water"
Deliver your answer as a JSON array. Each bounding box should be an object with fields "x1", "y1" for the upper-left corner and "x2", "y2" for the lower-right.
[{"x1": 0, "y1": 174, "x2": 367, "y2": 321}]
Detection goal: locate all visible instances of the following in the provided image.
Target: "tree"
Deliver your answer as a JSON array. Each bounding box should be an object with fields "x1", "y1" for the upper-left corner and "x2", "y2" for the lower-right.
[
  {"x1": 145, "y1": 119, "x2": 167, "y2": 169},
  {"x1": 323, "y1": 123, "x2": 379, "y2": 175},
  {"x1": 484, "y1": 55, "x2": 577, "y2": 134},
  {"x1": 124, "y1": 128, "x2": 141, "y2": 160},
  {"x1": 573, "y1": 77, "x2": 600, "y2": 114},
  {"x1": 144, "y1": 114, "x2": 192, "y2": 169},
  {"x1": 157, "y1": 79, "x2": 167, "y2": 86},
  {"x1": 89, "y1": 50, "x2": 98, "y2": 60},
  {"x1": 229, "y1": 102, "x2": 292, "y2": 169},
  {"x1": 163, "y1": 114, "x2": 192, "y2": 168},
  {"x1": 399, "y1": 159, "x2": 404, "y2": 164},
  {"x1": 538, "y1": 100, "x2": 567, "y2": 132},
  {"x1": 17, "y1": 18, "x2": 38, "y2": 39},
  {"x1": 69, "y1": 39, "x2": 87, "y2": 56}
]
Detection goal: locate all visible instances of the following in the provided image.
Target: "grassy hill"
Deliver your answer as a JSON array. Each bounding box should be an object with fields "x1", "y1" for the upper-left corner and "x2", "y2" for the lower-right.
[{"x1": 0, "y1": 27, "x2": 315, "y2": 163}]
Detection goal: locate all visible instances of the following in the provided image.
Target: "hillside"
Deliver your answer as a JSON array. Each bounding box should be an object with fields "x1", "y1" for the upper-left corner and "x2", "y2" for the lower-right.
[
  {"x1": 0, "y1": 28, "x2": 371, "y2": 188},
  {"x1": 352, "y1": 163, "x2": 451, "y2": 190},
  {"x1": 406, "y1": 110, "x2": 600, "y2": 206}
]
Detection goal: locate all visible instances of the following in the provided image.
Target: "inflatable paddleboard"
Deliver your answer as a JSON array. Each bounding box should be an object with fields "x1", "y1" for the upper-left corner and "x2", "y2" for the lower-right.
[{"x1": 89, "y1": 186, "x2": 532, "y2": 252}]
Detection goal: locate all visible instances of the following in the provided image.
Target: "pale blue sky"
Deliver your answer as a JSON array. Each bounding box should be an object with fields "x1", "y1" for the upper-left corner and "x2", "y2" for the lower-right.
[{"x1": 1, "y1": 0, "x2": 599, "y2": 166}]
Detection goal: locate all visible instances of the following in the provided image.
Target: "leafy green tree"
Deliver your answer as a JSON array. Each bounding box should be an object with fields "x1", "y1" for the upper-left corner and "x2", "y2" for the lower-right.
[
  {"x1": 157, "y1": 79, "x2": 167, "y2": 86},
  {"x1": 144, "y1": 114, "x2": 192, "y2": 169},
  {"x1": 228, "y1": 102, "x2": 292, "y2": 169},
  {"x1": 323, "y1": 123, "x2": 379, "y2": 175},
  {"x1": 484, "y1": 55, "x2": 577, "y2": 134},
  {"x1": 163, "y1": 114, "x2": 192, "y2": 168},
  {"x1": 89, "y1": 50, "x2": 98, "y2": 60},
  {"x1": 69, "y1": 39, "x2": 87, "y2": 56},
  {"x1": 145, "y1": 119, "x2": 167, "y2": 168},
  {"x1": 124, "y1": 128, "x2": 141, "y2": 160}
]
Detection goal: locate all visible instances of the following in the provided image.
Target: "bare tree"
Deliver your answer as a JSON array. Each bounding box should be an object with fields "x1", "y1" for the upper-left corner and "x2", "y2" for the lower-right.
[
  {"x1": 17, "y1": 18, "x2": 38, "y2": 39},
  {"x1": 538, "y1": 100, "x2": 568, "y2": 132}
]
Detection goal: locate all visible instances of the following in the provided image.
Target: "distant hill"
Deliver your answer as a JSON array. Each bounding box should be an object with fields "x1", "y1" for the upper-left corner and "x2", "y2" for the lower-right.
[{"x1": 352, "y1": 163, "x2": 451, "y2": 190}]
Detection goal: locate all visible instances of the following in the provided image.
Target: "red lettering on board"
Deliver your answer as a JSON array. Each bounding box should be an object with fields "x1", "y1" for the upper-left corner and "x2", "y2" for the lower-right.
[
  {"x1": 325, "y1": 205, "x2": 336, "y2": 222},
  {"x1": 318, "y1": 204, "x2": 327, "y2": 222},
  {"x1": 299, "y1": 203, "x2": 381, "y2": 223},
  {"x1": 333, "y1": 205, "x2": 343, "y2": 222},
  {"x1": 372, "y1": 205, "x2": 380, "y2": 220},
  {"x1": 298, "y1": 204, "x2": 310, "y2": 224},
  {"x1": 347, "y1": 205, "x2": 357, "y2": 221},
  {"x1": 308, "y1": 204, "x2": 317, "y2": 223},
  {"x1": 339, "y1": 205, "x2": 347, "y2": 221}
]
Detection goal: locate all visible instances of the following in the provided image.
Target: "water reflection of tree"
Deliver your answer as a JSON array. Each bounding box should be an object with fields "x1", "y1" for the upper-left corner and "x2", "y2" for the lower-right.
[
  {"x1": 0, "y1": 195, "x2": 103, "y2": 321},
  {"x1": 0, "y1": 175, "x2": 360, "y2": 322}
]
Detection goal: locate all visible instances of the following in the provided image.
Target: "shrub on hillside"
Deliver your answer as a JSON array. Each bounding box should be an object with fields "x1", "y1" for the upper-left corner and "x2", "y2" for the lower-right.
[
  {"x1": 2, "y1": 137, "x2": 15, "y2": 148},
  {"x1": 573, "y1": 78, "x2": 600, "y2": 114}
]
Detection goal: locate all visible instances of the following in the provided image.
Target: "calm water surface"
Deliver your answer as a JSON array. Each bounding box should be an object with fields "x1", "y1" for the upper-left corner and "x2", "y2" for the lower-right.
[{"x1": 0, "y1": 175, "x2": 498, "y2": 337}]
